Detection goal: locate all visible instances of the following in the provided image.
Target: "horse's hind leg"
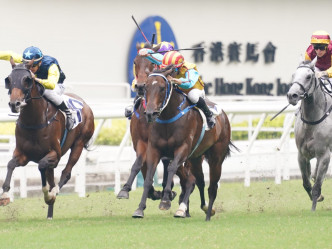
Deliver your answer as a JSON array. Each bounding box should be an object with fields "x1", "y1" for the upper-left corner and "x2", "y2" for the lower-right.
[
  {"x1": 298, "y1": 154, "x2": 312, "y2": 201},
  {"x1": 311, "y1": 153, "x2": 330, "y2": 211},
  {"x1": 58, "y1": 143, "x2": 84, "y2": 189}
]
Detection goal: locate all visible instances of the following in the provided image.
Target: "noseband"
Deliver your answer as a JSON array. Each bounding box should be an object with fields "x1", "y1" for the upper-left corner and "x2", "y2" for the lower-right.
[{"x1": 147, "y1": 73, "x2": 173, "y2": 115}]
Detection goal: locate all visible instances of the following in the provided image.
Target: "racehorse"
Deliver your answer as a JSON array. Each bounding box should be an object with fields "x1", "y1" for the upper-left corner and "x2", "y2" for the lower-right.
[
  {"x1": 117, "y1": 43, "x2": 194, "y2": 215},
  {"x1": 0, "y1": 59, "x2": 95, "y2": 219},
  {"x1": 287, "y1": 57, "x2": 331, "y2": 211},
  {"x1": 132, "y1": 66, "x2": 233, "y2": 221}
]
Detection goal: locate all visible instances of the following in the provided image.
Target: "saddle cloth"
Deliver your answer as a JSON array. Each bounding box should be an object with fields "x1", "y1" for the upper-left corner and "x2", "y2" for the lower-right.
[{"x1": 63, "y1": 95, "x2": 84, "y2": 129}]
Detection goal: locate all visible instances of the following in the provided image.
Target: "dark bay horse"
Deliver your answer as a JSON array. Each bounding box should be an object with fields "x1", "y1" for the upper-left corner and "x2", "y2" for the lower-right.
[
  {"x1": 0, "y1": 59, "x2": 94, "y2": 219},
  {"x1": 133, "y1": 66, "x2": 233, "y2": 221},
  {"x1": 118, "y1": 43, "x2": 193, "y2": 215},
  {"x1": 287, "y1": 58, "x2": 331, "y2": 211}
]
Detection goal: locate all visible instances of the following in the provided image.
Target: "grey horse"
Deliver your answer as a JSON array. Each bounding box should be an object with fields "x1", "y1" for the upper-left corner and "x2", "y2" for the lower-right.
[{"x1": 287, "y1": 57, "x2": 332, "y2": 211}]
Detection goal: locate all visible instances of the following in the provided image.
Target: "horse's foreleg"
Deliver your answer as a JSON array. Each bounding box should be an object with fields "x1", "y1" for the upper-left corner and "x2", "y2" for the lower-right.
[
  {"x1": 132, "y1": 150, "x2": 160, "y2": 218},
  {"x1": 117, "y1": 155, "x2": 145, "y2": 199},
  {"x1": 298, "y1": 154, "x2": 312, "y2": 201},
  {"x1": 160, "y1": 153, "x2": 186, "y2": 211},
  {"x1": 174, "y1": 162, "x2": 196, "y2": 218},
  {"x1": 311, "y1": 152, "x2": 330, "y2": 211},
  {"x1": 0, "y1": 157, "x2": 21, "y2": 206}
]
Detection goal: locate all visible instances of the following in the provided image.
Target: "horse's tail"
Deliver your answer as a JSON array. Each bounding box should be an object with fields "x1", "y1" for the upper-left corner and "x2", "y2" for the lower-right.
[
  {"x1": 84, "y1": 136, "x2": 96, "y2": 151},
  {"x1": 227, "y1": 140, "x2": 240, "y2": 158}
]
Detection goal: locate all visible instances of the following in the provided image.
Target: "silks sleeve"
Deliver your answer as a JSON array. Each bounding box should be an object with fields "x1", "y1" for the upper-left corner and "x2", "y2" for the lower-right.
[
  {"x1": 0, "y1": 51, "x2": 23, "y2": 63},
  {"x1": 37, "y1": 64, "x2": 59, "y2": 89}
]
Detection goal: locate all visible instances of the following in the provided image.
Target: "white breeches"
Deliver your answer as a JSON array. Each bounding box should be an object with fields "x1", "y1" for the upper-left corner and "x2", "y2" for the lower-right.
[
  {"x1": 187, "y1": 88, "x2": 205, "y2": 104},
  {"x1": 43, "y1": 84, "x2": 65, "y2": 106}
]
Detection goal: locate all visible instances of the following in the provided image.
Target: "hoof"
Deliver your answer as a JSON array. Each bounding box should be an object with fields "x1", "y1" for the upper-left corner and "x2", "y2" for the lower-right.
[
  {"x1": 170, "y1": 191, "x2": 177, "y2": 201},
  {"x1": 201, "y1": 205, "x2": 216, "y2": 216},
  {"x1": 148, "y1": 190, "x2": 162, "y2": 200},
  {"x1": 0, "y1": 198, "x2": 10, "y2": 206},
  {"x1": 174, "y1": 209, "x2": 186, "y2": 218},
  {"x1": 159, "y1": 200, "x2": 171, "y2": 210},
  {"x1": 117, "y1": 190, "x2": 129, "y2": 199},
  {"x1": 132, "y1": 209, "x2": 144, "y2": 218},
  {"x1": 317, "y1": 195, "x2": 324, "y2": 202}
]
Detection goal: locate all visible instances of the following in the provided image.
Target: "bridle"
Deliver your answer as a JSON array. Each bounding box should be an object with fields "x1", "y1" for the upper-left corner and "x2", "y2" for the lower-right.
[
  {"x1": 291, "y1": 65, "x2": 318, "y2": 100},
  {"x1": 146, "y1": 73, "x2": 173, "y2": 116},
  {"x1": 293, "y1": 65, "x2": 332, "y2": 125},
  {"x1": 6, "y1": 66, "x2": 44, "y2": 102}
]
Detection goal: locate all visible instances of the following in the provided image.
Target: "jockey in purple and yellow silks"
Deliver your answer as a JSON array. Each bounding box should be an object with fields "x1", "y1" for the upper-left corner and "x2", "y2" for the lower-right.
[
  {"x1": 125, "y1": 42, "x2": 174, "y2": 118},
  {"x1": 305, "y1": 30, "x2": 332, "y2": 78},
  {"x1": 0, "y1": 46, "x2": 74, "y2": 130}
]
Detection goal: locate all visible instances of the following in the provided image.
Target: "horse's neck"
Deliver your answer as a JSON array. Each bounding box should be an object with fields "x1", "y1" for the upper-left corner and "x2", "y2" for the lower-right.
[
  {"x1": 19, "y1": 88, "x2": 49, "y2": 123},
  {"x1": 162, "y1": 91, "x2": 189, "y2": 118},
  {"x1": 302, "y1": 86, "x2": 329, "y2": 119}
]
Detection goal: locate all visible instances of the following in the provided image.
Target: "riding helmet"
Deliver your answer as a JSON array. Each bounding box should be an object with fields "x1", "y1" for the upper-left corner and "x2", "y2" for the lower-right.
[{"x1": 22, "y1": 46, "x2": 44, "y2": 64}]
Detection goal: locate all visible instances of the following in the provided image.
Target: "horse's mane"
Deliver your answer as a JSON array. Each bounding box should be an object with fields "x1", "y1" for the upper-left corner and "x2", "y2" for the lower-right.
[{"x1": 152, "y1": 65, "x2": 174, "y2": 74}]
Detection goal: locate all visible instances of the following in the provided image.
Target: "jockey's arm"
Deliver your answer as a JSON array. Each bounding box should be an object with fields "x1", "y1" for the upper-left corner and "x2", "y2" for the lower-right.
[
  {"x1": 35, "y1": 64, "x2": 59, "y2": 89},
  {"x1": 138, "y1": 48, "x2": 163, "y2": 65},
  {"x1": 0, "y1": 51, "x2": 23, "y2": 63},
  {"x1": 305, "y1": 51, "x2": 332, "y2": 78},
  {"x1": 177, "y1": 69, "x2": 200, "y2": 89}
]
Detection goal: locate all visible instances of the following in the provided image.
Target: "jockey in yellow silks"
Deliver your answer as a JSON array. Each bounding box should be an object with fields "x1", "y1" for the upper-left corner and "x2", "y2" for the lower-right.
[
  {"x1": 139, "y1": 49, "x2": 215, "y2": 129},
  {"x1": 0, "y1": 46, "x2": 74, "y2": 130}
]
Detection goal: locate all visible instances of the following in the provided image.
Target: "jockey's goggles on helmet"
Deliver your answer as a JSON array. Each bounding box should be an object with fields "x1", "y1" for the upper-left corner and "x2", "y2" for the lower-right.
[{"x1": 314, "y1": 44, "x2": 327, "y2": 51}]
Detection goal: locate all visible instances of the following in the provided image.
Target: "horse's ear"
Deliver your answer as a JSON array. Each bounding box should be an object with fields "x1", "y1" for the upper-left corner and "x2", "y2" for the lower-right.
[
  {"x1": 152, "y1": 43, "x2": 161, "y2": 52},
  {"x1": 9, "y1": 57, "x2": 16, "y2": 69},
  {"x1": 310, "y1": 56, "x2": 318, "y2": 68},
  {"x1": 25, "y1": 59, "x2": 34, "y2": 70}
]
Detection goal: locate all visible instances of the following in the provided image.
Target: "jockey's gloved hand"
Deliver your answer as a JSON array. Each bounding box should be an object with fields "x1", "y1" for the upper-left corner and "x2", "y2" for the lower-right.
[
  {"x1": 315, "y1": 71, "x2": 328, "y2": 78},
  {"x1": 167, "y1": 75, "x2": 181, "y2": 85}
]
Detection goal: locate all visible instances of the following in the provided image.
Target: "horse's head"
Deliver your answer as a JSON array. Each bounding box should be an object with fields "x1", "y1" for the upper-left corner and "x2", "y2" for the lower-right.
[
  {"x1": 144, "y1": 65, "x2": 175, "y2": 123},
  {"x1": 134, "y1": 42, "x2": 161, "y2": 96},
  {"x1": 287, "y1": 57, "x2": 318, "y2": 106},
  {"x1": 5, "y1": 58, "x2": 36, "y2": 113}
]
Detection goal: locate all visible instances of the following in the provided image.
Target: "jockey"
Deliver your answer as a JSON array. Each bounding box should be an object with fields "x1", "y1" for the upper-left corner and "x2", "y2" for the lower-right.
[
  {"x1": 305, "y1": 30, "x2": 332, "y2": 79},
  {"x1": 0, "y1": 46, "x2": 74, "y2": 130},
  {"x1": 161, "y1": 51, "x2": 216, "y2": 129},
  {"x1": 125, "y1": 41, "x2": 174, "y2": 118}
]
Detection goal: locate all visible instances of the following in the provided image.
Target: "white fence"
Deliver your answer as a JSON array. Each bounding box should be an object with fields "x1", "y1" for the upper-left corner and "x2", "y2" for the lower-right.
[{"x1": 0, "y1": 83, "x2": 330, "y2": 201}]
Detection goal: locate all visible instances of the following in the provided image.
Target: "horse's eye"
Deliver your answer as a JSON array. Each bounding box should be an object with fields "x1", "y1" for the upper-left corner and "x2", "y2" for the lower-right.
[
  {"x1": 306, "y1": 75, "x2": 311, "y2": 80},
  {"x1": 23, "y1": 76, "x2": 33, "y2": 89}
]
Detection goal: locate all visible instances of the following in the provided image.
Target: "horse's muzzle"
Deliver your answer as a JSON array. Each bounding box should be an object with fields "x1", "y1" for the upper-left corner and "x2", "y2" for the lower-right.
[
  {"x1": 287, "y1": 91, "x2": 300, "y2": 106},
  {"x1": 145, "y1": 110, "x2": 160, "y2": 123},
  {"x1": 8, "y1": 100, "x2": 26, "y2": 113}
]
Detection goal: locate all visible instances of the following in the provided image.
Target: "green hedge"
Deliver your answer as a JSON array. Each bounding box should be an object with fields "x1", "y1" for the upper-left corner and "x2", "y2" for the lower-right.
[{"x1": 0, "y1": 115, "x2": 293, "y2": 145}]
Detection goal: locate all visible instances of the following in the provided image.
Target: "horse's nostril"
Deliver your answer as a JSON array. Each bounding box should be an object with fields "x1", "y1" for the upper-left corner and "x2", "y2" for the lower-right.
[
  {"x1": 15, "y1": 102, "x2": 21, "y2": 107},
  {"x1": 292, "y1": 94, "x2": 298, "y2": 99}
]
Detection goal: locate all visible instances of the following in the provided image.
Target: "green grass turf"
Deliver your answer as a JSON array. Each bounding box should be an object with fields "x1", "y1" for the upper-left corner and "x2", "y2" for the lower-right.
[{"x1": 0, "y1": 179, "x2": 331, "y2": 249}]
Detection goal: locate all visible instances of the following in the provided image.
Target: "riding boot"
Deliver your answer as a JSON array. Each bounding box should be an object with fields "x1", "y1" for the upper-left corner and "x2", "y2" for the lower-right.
[
  {"x1": 58, "y1": 101, "x2": 75, "y2": 130},
  {"x1": 125, "y1": 96, "x2": 142, "y2": 119},
  {"x1": 196, "y1": 97, "x2": 215, "y2": 129}
]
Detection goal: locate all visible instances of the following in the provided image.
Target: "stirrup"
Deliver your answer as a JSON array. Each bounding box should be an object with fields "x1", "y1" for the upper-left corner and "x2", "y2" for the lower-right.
[
  {"x1": 66, "y1": 116, "x2": 74, "y2": 130},
  {"x1": 207, "y1": 116, "x2": 216, "y2": 129}
]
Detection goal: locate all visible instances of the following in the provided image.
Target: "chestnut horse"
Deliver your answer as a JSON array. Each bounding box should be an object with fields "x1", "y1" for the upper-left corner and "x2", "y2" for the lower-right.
[
  {"x1": 132, "y1": 66, "x2": 233, "y2": 221},
  {"x1": 0, "y1": 60, "x2": 94, "y2": 219}
]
